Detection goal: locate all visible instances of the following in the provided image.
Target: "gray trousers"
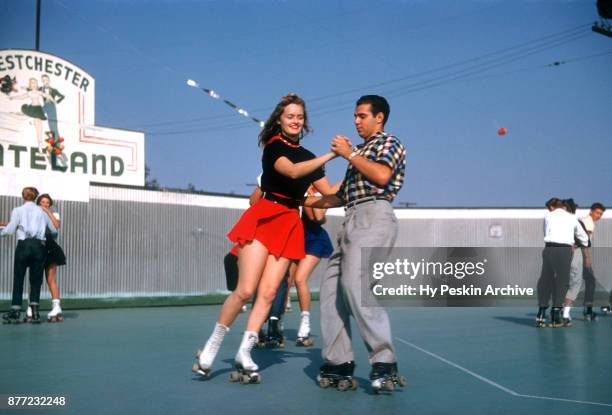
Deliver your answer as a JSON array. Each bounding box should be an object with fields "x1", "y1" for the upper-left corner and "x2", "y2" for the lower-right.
[
  {"x1": 565, "y1": 247, "x2": 583, "y2": 302},
  {"x1": 320, "y1": 199, "x2": 397, "y2": 365}
]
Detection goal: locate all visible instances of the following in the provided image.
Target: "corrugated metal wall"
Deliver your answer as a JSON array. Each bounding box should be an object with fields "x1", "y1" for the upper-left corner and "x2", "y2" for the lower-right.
[{"x1": 1, "y1": 187, "x2": 610, "y2": 300}]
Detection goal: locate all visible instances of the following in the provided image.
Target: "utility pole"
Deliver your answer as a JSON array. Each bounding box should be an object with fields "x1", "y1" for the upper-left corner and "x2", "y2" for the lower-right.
[{"x1": 35, "y1": 0, "x2": 41, "y2": 50}]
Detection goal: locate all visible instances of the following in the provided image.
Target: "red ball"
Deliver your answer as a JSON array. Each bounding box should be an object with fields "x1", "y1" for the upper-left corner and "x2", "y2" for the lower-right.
[
  {"x1": 58, "y1": 137, "x2": 64, "y2": 143},
  {"x1": 53, "y1": 148, "x2": 62, "y2": 155},
  {"x1": 498, "y1": 127, "x2": 507, "y2": 136},
  {"x1": 47, "y1": 138, "x2": 54, "y2": 144}
]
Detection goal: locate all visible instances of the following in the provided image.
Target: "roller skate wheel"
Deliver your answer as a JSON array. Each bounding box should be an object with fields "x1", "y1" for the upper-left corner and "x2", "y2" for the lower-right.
[
  {"x1": 229, "y1": 371, "x2": 241, "y2": 382},
  {"x1": 371, "y1": 378, "x2": 383, "y2": 393},
  {"x1": 318, "y1": 377, "x2": 331, "y2": 389},
  {"x1": 192, "y1": 364, "x2": 209, "y2": 377},
  {"x1": 337, "y1": 379, "x2": 350, "y2": 391},
  {"x1": 297, "y1": 337, "x2": 314, "y2": 347},
  {"x1": 351, "y1": 379, "x2": 359, "y2": 390},
  {"x1": 385, "y1": 381, "x2": 395, "y2": 391},
  {"x1": 398, "y1": 375, "x2": 407, "y2": 387},
  {"x1": 240, "y1": 374, "x2": 251, "y2": 384}
]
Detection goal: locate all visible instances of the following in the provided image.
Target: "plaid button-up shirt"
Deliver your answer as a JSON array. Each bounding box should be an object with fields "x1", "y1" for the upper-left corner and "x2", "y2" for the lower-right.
[{"x1": 336, "y1": 131, "x2": 406, "y2": 204}]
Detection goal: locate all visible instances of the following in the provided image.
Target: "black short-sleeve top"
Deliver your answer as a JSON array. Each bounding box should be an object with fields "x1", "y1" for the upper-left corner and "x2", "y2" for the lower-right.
[{"x1": 261, "y1": 136, "x2": 325, "y2": 200}]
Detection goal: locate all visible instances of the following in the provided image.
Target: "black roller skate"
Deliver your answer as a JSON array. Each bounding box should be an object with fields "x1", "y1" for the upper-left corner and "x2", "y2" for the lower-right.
[
  {"x1": 317, "y1": 361, "x2": 358, "y2": 391},
  {"x1": 23, "y1": 305, "x2": 41, "y2": 324},
  {"x1": 2, "y1": 309, "x2": 21, "y2": 325},
  {"x1": 370, "y1": 362, "x2": 407, "y2": 394},
  {"x1": 583, "y1": 306, "x2": 598, "y2": 321},
  {"x1": 548, "y1": 308, "x2": 564, "y2": 328},
  {"x1": 256, "y1": 328, "x2": 267, "y2": 348},
  {"x1": 266, "y1": 318, "x2": 285, "y2": 348},
  {"x1": 229, "y1": 331, "x2": 261, "y2": 384},
  {"x1": 535, "y1": 307, "x2": 548, "y2": 328}
]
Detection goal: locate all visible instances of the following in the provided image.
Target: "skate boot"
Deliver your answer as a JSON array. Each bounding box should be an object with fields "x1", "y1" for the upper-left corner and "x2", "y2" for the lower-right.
[
  {"x1": 27, "y1": 305, "x2": 41, "y2": 324},
  {"x1": 47, "y1": 300, "x2": 64, "y2": 323},
  {"x1": 561, "y1": 306, "x2": 572, "y2": 327},
  {"x1": 2, "y1": 309, "x2": 21, "y2": 325},
  {"x1": 296, "y1": 311, "x2": 314, "y2": 347},
  {"x1": 24, "y1": 306, "x2": 33, "y2": 323},
  {"x1": 584, "y1": 306, "x2": 598, "y2": 321},
  {"x1": 535, "y1": 307, "x2": 548, "y2": 328},
  {"x1": 256, "y1": 328, "x2": 268, "y2": 348},
  {"x1": 230, "y1": 331, "x2": 261, "y2": 384},
  {"x1": 317, "y1": 361, "x2": 358, "y2": 391},
  {"x1": 192, "y1": 323, "x2": 228, "y2": 377},
  {"x1": 370, "y1": 362, "x2": 407, "y2": 393},
  {"x1": 601, "y1": 305, "x2": 611, "y2": 315},
  {"x1": 548, "y1": 308, "x2": 563, "y2": 328},
  {"x1": 266, "y1": 318, "x2": 285, "y2": 348}
]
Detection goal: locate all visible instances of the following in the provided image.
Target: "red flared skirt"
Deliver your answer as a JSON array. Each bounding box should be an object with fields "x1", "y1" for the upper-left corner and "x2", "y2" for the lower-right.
[{"x1": 228, "y1": 199, "x2": 305, "y2": 260}]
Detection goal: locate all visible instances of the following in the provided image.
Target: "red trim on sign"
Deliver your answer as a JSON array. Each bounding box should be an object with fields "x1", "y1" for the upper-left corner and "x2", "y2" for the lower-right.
[{"x1": 78, "y1": 92, "x2": 139, "y2": 172}]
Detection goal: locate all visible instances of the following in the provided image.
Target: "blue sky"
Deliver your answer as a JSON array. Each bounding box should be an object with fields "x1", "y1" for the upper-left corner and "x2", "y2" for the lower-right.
[{"x1": 1, "y1": 0, "x2": 611, "y2": 207}]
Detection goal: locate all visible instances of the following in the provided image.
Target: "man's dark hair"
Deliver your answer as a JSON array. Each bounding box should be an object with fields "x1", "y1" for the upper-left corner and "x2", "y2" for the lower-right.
[
  {"x1": 563, "y1": 198, "x2": 577, "y2": 214},
  {"x1": 545, "y1": 197, "x2": 560, "y2": 210},
  {"x1": 356, "y1": 95, "x2": 390, "y2": 126},
  {"x1": 591, "y1": 202, "x2": 606, "y2": 212}
]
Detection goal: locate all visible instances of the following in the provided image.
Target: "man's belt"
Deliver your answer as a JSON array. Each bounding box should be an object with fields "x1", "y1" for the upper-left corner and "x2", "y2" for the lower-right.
[{"x1": 345, "y1": 196, "x2": 388, "y2": 209}]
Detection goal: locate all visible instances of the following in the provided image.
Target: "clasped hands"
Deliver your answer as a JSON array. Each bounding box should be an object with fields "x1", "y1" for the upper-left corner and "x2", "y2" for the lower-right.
[{"x1": 330, "y1": 135, "x2": 353, "y2": 159}]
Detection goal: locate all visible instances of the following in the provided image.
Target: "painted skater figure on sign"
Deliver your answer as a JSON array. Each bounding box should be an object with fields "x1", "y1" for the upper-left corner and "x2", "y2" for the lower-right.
[
  {"x1": 8, "y1": 77, "x2": 52, "y2": 150},
  {"x1": 40, "y1": 74, "x2": 64, "y2": 142}
]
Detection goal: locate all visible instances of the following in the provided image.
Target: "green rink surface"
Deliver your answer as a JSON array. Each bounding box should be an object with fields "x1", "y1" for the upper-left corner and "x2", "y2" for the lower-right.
[{"x1": 1, "y1": 304, "x2": 611, "y2": 415}]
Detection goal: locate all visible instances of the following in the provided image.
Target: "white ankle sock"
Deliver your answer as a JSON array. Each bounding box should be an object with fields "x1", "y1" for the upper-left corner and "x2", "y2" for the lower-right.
[{"x1": 563, "y1": 306, "x2": 571, "y2": 319}]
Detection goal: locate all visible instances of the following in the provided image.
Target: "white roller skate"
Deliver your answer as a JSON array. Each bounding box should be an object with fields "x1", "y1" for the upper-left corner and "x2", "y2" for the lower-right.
[
  {"x1": 192, "y1": 323, "x2": 228, "y2": 377},
  {"x1": 47, "y1": 300, "x2": 64, "y2": 322},
  {"x1": 296, "y1": 311, "x2": 314, "y2": 347},
  {"x1": 24, "y1": 306, "x2": 33, "y2": 323},
  {"x1": 230, "y1": 331, "x2": 261, "y2": 384}
]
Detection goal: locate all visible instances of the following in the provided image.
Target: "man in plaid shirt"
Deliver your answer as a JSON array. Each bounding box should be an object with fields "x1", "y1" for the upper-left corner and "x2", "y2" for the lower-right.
[{"x1": 304, "y1": 95, "x2": 407, "y2": 391}]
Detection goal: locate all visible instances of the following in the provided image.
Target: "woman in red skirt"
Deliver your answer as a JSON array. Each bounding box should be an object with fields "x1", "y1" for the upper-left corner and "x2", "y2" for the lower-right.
[{"x1": 193, "y1": 93, "x2": 338, "y2": 383}]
